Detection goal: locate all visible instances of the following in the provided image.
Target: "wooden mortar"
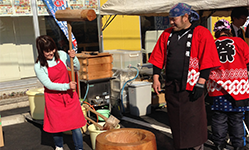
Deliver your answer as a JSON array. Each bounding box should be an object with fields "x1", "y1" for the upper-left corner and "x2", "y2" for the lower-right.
[{"x1": 95, "y1": 128, "x2": 157, "y2": 150}]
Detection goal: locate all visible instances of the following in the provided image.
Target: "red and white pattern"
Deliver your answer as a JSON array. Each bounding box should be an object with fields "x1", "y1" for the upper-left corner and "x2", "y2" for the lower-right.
[
  {"x1": 207, "y1": 79, "x2": 249, "y2": 95},
  {"x1": 207, "y1": 68, "x2": 249, "y2": 100},
  {"x1": 189, "y1": 57, "x2": 199, "y2": 69},
  {"x1": 187, "y1": 57, "x2": 200, "y2": 87},
  {"x1": 209, "y1": 68, "x2": 248, "y2": 80}
]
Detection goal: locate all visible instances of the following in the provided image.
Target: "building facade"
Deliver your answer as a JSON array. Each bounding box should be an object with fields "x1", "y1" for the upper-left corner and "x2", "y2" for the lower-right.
[
  {"x1": 0, "y1": 0, "x2": 100, "y2": 82},
  {"x1": 0, "y1": 0, "x2": 142, "y2": 82}
]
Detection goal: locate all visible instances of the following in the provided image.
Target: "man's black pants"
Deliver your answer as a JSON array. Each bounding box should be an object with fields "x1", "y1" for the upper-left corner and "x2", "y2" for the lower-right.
[{"x1": 212, "y1": 110, "x2": 245, "y2": 147}]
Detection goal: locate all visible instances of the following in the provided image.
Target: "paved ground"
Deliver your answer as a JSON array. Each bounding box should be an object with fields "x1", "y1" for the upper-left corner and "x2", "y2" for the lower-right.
[{"x1": 1, "y1": 104, "x2": 249, "y2": 150}]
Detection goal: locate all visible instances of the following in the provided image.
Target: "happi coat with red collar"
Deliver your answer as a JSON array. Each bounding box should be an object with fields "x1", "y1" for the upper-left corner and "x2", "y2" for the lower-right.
[
  {"x1": 149, "y1": 26, "x2": 220, "y2": 91},
  {"x1": 207, "y1": 36, "x2": 249, "y2": 101},
  {"x1": 149, "y1": 25, "x2": 220, "y2": 149}
]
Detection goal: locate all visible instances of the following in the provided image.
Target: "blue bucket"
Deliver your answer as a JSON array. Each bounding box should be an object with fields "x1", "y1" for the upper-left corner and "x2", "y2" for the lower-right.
[{"x1": 96, "y1": 109, "x2": 110, "y2": 121}]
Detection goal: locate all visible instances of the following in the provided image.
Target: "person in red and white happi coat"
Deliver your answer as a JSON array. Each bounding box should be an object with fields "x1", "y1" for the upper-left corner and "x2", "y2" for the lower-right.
[
  {"x1": 149, "y1": 3, "x2": 220, "y2": 150},
  {"x1": 206, "y1": 19, "x2": 249, "y2": 150}
]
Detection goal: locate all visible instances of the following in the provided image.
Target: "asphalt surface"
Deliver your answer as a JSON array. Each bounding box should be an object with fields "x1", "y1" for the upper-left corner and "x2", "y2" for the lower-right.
[{"x1": 1, "y1": 105, "x2": 249, "y2": 150}]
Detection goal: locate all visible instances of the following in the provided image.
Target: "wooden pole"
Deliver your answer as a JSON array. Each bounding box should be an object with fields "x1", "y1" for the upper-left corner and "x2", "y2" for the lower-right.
[{"x1": 67, "y1": 22, "x2": 75, "y2": 83}]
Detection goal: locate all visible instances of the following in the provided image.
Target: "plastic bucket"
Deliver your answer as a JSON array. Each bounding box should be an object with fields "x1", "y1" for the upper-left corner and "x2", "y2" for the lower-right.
[
  {"x1": 96, "y1": 109, "x2": 110, "y2": 121},
  {"x1": 81, "y1": 106, "x2": 88, "y2": 133},
  {"x1": 26, "y1": 88, "x2": 45, "y2": 120},
  {"x1": 88, "y1": 122, "x2": 120, "y2": 150}
]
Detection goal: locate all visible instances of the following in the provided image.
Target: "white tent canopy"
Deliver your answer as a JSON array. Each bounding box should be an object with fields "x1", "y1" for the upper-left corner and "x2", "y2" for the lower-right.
[{"x1": 100, "y1": 0, "x2": 249, "y2": 16}]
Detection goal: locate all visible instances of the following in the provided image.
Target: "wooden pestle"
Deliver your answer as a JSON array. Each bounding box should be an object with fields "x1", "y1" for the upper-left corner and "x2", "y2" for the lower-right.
[
  {"x1": 84, "y1": 115, "x2": 104, "y2": 130},
  {"x1": 55, "y1": 8, "x2": 96, "y2": 90},
  {"x1": 83, "y1": 105, "x2": 108, "y2": 121},
  {"x1": 83, "y1": 105, "x2": 120, "y2": 130},
  {"x1": 55, "y1": 9, "x2": 96, "y2": 22}
]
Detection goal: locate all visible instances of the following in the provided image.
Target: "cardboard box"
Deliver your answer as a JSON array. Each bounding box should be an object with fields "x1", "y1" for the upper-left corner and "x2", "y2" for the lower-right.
[
  {"x1": 151, "y1": 92, "x2": 166, "y2": 105},
  {"x1": 0, "y1": 116, "x2": 4, "y2": 147}
]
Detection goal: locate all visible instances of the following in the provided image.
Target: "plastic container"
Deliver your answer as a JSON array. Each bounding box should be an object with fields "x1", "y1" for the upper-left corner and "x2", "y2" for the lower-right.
[
  {"x1": 26, "y1": 88, "x2": 45, "y2": 120},
  {"x1": 88, "y1": 122, "x2": 120, "y2": 150},
  {"x1": 96, "y1": 109, "x2": 110, "y2": 121},
  {"x1": 128, "y1": 81, "x2": 152, "y2": 116},
  {"x1": 111, "y1": 79, "x2": 121, "y2": 91},
  {"x1": 111, "y1": 89, "x2": 128, "y2": 110},
  {"x1": 104, "y1": 50, "x2": 142, "y2": 69},
  {"x1": 111, "y1": 69, "x2": 137, "y2": 91},
  {"x1": 145, "y1": 30, "x2": 164, "y2": 53}
]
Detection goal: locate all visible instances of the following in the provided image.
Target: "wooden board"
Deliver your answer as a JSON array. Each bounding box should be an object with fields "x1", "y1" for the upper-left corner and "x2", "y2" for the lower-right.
[
  {"x1": 79, "y1": 71, "x2": 113, "y2": 80},
  {"x1": 79, "y1": 56, "x2": 113, "y2": 66},
  {"x1": 76, "y1": 52, "x2": 113, "y2": 66},
  {"x1": 76, "y1": 52, "x2": 111, "y2": 58},
  {"x1": 81, "y1": 64, "x2": 113, "y2": 73},
  {"x1": 0, "y1": 116, "x2": 4, "y2": 147},
  {"x1": 151, "y1": 93, "x2": 166, "y2": 105}
]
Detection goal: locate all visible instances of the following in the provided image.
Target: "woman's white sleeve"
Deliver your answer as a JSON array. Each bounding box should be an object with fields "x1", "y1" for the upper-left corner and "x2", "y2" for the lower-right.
[{"x1": 34, "y1": 63, "x2": 70, "y2": 91}]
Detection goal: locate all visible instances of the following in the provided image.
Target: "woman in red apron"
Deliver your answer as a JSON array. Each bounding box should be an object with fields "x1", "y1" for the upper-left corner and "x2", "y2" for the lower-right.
[{"x1": 34, "y1": 35, "x2": 86, "y2": 150}]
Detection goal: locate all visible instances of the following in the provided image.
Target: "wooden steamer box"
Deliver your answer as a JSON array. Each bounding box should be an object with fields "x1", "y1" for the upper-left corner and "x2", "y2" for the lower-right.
[{"x1": 76, "y1": 52, "x2": 113, "y2": 80}]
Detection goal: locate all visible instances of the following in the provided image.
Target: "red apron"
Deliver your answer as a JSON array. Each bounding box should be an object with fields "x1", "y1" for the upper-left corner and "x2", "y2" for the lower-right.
[{"x1": 43, "y1": 60, "x2": 86, "y2": 133}]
